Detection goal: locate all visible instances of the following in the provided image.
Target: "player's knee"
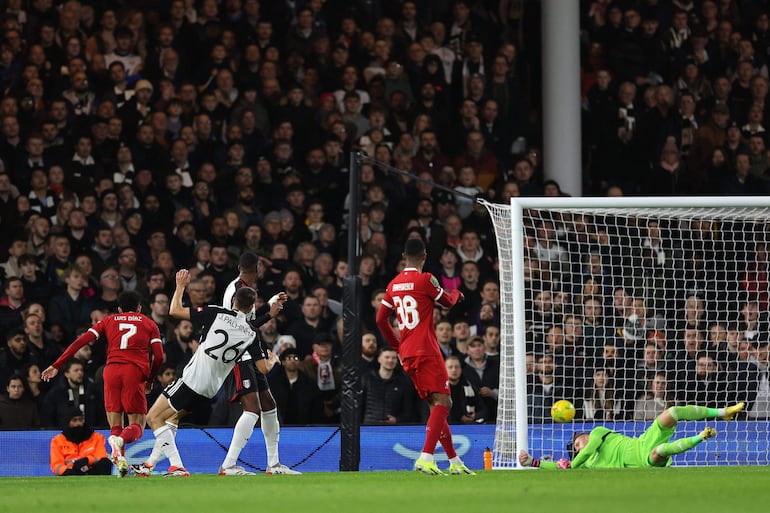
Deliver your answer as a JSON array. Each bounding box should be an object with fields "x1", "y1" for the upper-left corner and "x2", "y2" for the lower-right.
[{"x1": 434, "y1": 393, "x2": 452, "y2": 409}]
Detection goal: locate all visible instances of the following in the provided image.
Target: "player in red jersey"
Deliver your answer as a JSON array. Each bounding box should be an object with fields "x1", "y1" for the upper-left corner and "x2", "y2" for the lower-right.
[
  {"x1": 376, "y1": 237, "x2": 475, "y2": 475},
  {"x1": 42, "y1": 290, "x2": 164, "y2": 477}
]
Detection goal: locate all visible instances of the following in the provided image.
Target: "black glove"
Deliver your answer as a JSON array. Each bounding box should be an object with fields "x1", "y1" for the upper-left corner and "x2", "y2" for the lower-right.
[{"x1": 73, "y1": 457, "x2": 90, "y2": 474}]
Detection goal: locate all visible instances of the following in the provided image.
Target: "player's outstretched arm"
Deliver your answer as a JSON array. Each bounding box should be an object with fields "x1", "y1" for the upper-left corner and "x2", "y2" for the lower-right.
[
  {"x1": 518, "y1": 450, "x2": 570, "y2": 470},
  {"x1": 169, "y1": 269, "x2": 192, "y2": 320}
]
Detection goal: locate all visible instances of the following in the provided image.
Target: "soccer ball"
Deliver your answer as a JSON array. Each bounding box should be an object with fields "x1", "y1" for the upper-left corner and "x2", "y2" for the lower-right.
[{"x1": 551, "y1": 400, "x2": 576, "y2": 423}]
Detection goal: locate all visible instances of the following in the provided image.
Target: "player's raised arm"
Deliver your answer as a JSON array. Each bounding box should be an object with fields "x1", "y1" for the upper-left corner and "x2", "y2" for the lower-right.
[{"x1": 169, "y1": 269, "x2": 192, "y2": 320}]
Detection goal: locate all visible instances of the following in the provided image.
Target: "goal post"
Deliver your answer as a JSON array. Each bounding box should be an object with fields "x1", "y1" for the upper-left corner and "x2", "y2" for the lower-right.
[{"x1": 482, "y1": 196, "x2": 770, "y2": 468}]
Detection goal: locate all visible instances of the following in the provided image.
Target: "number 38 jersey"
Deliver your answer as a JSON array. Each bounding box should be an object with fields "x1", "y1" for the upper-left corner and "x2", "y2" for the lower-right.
[
  {"x1": 182, "y1": 305, "x2": 264, "y2": 398},
  {"x1": 381, "y1": 268, "x2": 446, "y2": 360}
]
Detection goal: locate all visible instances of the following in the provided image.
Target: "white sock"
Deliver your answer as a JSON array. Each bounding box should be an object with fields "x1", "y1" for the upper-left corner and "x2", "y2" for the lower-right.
[
  {"x1": 147, "y1": 422, "x2": 177, "y2": 466},
  {"x1": 222, "y1": 411, "x2": 258, "y2": 469},
  {"x1": 449, "y1": 456, "x2": 462, "y2": 465},
  {"x1": 154, "y1": 425, "x2": 183, "y2": 468},
  {"x1": 261, "y1": 408, "x2": 280, "y2": 467},
  {"x1": 420, "y1": 452, "x2": 434, "y2": 463}
]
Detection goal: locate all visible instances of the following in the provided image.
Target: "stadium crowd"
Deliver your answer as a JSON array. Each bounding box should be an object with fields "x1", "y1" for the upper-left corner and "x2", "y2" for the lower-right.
[{"x1": 0, "y1": 0, "x2": 768, "y2": 433}]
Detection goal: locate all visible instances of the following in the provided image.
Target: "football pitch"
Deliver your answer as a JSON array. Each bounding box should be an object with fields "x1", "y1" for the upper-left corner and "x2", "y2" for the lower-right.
[{"x1": 1, "y1": 467, "x2": 768, "y2": 513}]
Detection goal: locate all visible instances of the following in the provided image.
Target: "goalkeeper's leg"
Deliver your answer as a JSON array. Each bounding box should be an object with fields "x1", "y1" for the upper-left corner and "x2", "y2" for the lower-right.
[
  {"x1": 657, "y1": 403, "x2": 745, "y2": 428},
  {"x1": 650, "y1": 427, "x2": 717, "y2": 466}
]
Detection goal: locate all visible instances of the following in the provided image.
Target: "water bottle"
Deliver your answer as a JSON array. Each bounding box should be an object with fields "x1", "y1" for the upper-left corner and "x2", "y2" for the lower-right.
[{"x1": 483, "y1": 447, "x2": 493, "y2": 470}]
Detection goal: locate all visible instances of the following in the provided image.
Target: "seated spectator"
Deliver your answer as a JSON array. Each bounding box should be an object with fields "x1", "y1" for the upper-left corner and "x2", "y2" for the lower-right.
[
  {"x1": 361, "y1": 347, "x2": 416, "y2": 424},
  {"x1": 0, "y1": 375, "x2": 40, "y2": 428},
  {"x1": 0, "y1": 326, "x2": 34, "y2": 387},
  {"x1": 267, "y1": 347, "x2": 322, "y2": 425},
  {"x1": 49, "y1": 407, "x2": 111, "y2": 476},
  {"x1": 40, "y1": 358, "x2": 91, "y2": 428},
  {"x1": 463, "y1": 336, "x2": 500, "y2": 421},
  {"x1": 298, "y1": 334, "x2": 341, "y2": 424},
  {"x1": 446, "y1": 355, "x2": 488, "y2": 424},
  {"x1": 47, "y1": 266, "x2": 95, "y2": 342},
  {"x1": 20, "y1": 362, "x2": 47, "y2": 409},
  {"x1": 529, "y1": 354, "x2": 562, "y2": 423},
  {"x1": 146, "y1": 363, "x2": 177, "y2": 412},
  {"x1": 23, "y1": 312, "x2": 60, "y2": 370},
  {"x1": 634, "y1": 372, "x2": 674, "y2": 421},
  {"x1": 0, "y1": 276, "x2": 26, "y2": 337},
  {"x1": 580, "y1": 369, "x2": 621, "y2": 421}
]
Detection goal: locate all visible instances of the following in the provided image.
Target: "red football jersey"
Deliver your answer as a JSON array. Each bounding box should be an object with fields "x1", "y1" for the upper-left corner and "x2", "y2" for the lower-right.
[
  {"x1": 381, "y1": 268, "x2": 450, "y2": 360},
  {"x1": 91, "y1": 313, "x2": 162, "y2": 376}
]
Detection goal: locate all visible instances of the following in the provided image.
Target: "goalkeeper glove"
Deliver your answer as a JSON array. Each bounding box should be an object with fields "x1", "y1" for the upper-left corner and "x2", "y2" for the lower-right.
[{"x1": 519, "y1": 451, "x2": 539, "y2": 467}]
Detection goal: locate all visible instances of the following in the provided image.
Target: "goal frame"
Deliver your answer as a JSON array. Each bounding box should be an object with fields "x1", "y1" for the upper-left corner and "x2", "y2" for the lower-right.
[{"x1": 483, "y1": 195, "x2": 770, "y2": 469}]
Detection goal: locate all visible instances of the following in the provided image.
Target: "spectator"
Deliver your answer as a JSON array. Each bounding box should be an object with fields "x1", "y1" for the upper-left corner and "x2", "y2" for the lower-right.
[
  {"x1": 0, "y1": 374, "x2": 40, "y2": 428},
  {"x1": 462, "y1": 336, "x2": 499, "y2": 421},
  {"x1": 285, "y1": 293, "x2": 326, "y2": 359},
  {"x1": 47, "y1": 266, "x2": 95, "y2": 342},
  {"x1": 298, "y1": 333, "x2": 341, "y2": 424},
  {"x1": 0, "y1": 326, "x2": 34, "y2": 386},
  {"x1": 40, "y1": 358, "x2": 91, "y2": 428},
  {"x1": 634, "y1": 372, "x2": 675, "y2": 421},
  {"x1": 361, "y1": 347, "x2": 416, "y2": 425},
  {"x1": 267, "y1": 347, "x2": 322, "y2": 425},
  {"x1": 0, "y1": 277, "x2": 26, "y2": 336},
  {"x1": 49, "y1": 407, "x2": 111, "y2": 476},
  {"x1": 580, "y1": 369, "x2": 621, "y2": 421},
  {"x1": 23, "y1": 312, "x2": 60, "y2": 370},
  {"x1": 530, "y1": 354, "x2": 561, "y2": 423},
  {"x1": 446, "y1": 354, "x2": 487, "y2": 424},
  {"x1": 20, "y1": 362, "x2": 47, "y2": 409}
]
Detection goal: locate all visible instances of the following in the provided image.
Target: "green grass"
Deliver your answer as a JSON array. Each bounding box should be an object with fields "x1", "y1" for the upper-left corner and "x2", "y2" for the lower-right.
[{"x1": 2, "y1": 467, "x2": 768, "y2": 513}]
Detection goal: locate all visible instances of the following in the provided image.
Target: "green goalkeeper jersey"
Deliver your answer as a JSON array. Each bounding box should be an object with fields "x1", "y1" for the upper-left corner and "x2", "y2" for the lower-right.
[{"x1": 568, "y1": 427, "x2": 652, "y2": 469}]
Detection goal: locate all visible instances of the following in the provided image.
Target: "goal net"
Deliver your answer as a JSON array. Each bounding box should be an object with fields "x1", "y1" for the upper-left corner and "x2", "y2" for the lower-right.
[{"x1": 482, "y1": 197, "x2": 770, "y2": 468}]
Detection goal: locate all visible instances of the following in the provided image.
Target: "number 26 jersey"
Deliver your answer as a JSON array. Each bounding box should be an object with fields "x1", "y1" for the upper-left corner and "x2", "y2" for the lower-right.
[
  {"x1": 381, "y1": 268, "x2": 446, "y2": 360},
  {"x1": 182, "y1": 305, "x2": 264, "y2": 398}
]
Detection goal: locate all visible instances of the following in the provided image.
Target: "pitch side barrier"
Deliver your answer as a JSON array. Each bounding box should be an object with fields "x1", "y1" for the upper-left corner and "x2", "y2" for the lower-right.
[{"x1": 1, "y1": 422, "x2": 766, "y2": 476}]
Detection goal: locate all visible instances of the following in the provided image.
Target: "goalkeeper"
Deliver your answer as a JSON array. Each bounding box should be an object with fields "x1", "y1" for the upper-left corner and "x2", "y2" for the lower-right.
[{"x1": 519, "y1": 402, "x2": 744, "y2": 469}]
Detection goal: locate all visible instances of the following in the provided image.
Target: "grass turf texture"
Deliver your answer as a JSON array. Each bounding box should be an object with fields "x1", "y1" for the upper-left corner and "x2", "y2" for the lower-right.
[{"x1": 1, "y1": 467, "x2": 767, "y2": 513}]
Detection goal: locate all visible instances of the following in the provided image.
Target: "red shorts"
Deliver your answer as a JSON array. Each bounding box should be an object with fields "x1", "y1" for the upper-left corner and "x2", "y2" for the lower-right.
[
  {"x1": 103, "y1": 363, "x2": 147, "y2": 414},
  {"x1": 401, "y1": 355, "x2": 450, "y2": 399}
]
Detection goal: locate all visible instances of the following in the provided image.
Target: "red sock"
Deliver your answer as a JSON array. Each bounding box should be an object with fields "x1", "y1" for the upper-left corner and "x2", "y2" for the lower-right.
[
  {"x1": 422, "y1": 404, "x2": 449, "y2": 454},
  {"x1": 119, "y1": 423, "x2": 143, "y2": 444},
  {"x1": 110, "y1": 425, "x2": 122, "y2": 437},
  {"x1": 439, "y1": 420, "x2": 457, "y2": 459}
]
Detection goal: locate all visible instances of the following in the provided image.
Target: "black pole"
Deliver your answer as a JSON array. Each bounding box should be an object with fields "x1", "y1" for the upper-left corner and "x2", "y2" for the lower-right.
[{"x1": 339, "y1": 152, "x2": 362, "y2": 471}]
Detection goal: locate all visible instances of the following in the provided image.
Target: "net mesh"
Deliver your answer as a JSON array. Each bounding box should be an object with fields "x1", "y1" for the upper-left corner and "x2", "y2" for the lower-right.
[{"x1": 483, "y1": 200, "x2": 770, "y2": 467}]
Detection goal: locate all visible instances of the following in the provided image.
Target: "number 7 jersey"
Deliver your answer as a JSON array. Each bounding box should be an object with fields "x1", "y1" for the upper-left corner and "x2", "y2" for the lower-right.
[
  {"x1": 51, "y1": 311, "x2": 163, "y2": 379},
  {"x1": 181, "y1": 305, "x2": 263, "y2": 398},
  {"x1": 380, "y1": 267, "x2": 461, "y2": 360}
]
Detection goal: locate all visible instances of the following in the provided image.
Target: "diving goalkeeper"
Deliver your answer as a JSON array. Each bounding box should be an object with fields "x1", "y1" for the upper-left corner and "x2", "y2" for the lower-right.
[{"x1": 519, "y1": 402, "x2": 744, "y2": 469}]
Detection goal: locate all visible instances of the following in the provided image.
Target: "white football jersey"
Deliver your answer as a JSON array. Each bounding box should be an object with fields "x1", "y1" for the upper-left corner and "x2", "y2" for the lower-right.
[
  {"x1": 221, "y1": 277, "x2": 254, "y2": 361},
  {"x1": 180, "y1": 305, "x2": 262, "y2": 397}
]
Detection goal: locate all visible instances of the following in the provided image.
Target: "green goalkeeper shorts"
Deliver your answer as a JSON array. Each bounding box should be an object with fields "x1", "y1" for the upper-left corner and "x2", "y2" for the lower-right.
[{"x1": 637, "y1": 418, "x2": 676, "y2": 467}]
